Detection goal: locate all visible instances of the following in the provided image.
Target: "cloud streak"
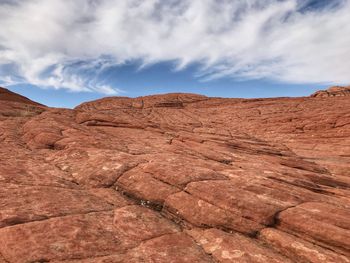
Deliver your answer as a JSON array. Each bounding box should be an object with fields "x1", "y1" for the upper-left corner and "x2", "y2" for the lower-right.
[{"x1": 0, "y1": 0, "x2": 349, "y2": 93}]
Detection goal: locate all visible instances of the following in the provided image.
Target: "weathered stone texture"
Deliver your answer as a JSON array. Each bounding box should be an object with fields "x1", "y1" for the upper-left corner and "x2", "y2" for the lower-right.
[{"x1": 0, "y1": 87, "x2": 349, "y2": 262}]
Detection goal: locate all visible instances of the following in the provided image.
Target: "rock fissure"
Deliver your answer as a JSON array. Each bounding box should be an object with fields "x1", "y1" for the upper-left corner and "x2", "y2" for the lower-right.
[{"x1": 0, "y1": 209, "x2": 115, "y2": 230}]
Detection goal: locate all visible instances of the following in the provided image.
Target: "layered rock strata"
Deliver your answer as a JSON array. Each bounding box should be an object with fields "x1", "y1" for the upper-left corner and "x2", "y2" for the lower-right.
[{"x1": 0, "y1": 87, "x2": 349, "y2": 262}]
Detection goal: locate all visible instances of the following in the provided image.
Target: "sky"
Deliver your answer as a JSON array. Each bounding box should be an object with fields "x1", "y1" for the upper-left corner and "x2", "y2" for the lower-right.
[{"x1": 0, "y1": 0, "x2": 349, "y2": 108}]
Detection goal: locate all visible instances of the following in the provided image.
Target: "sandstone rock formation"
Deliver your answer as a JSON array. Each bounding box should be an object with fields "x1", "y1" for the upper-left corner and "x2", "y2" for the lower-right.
[
  {"x1": 0, "y1": 87, "x2": 43, "y2": 105},
  {"x1": 0, "y1": 86, "x2": 349, "y2": 262},
  {"x1": 311, "y1": 85, "x2": 350, "y2": 97}
]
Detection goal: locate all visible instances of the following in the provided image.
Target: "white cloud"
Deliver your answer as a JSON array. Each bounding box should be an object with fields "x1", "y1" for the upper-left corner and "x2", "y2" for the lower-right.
[{"x1": 0, "y1": 0, "x2": 349, "y2": 93}]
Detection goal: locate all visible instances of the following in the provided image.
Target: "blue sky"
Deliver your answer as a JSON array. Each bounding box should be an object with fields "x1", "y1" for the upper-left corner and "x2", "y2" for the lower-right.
[
  {"x1": 0, "y1": 0, "x2": 349, "y2": 108},
  {"x1": 8, "y1": 61, "x2": 328, "y2": 108}
]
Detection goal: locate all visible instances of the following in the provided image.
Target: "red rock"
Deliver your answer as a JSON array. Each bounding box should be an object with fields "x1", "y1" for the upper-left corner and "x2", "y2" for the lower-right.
[
  {"x1": 163, "y1": 191, "x2": 263, "y2": 235},
  {"x1": 184, "y1": 180, "x2": 287, "y2": 226},
  {"x1": 125, "y1": 233, "x2": 213, "y2": 263},
  {"x1": 0, "y1": 211, "x2": 120, "y2": 262},
  {"x1": 0, "y1": 183, "x2": 114, "y2": 228},
  {"x1": 260, "y1": 228, "x2": 350, "y2": 263},
  {"x1": 117, "y1": 168, "x2": 180, "y2": 207},
  {"x1": 0, "y1": 254, "x2": 7, "y2": 263},
  {"x1": 141, "y1": 160, "x2": 228, "y2": 188},
  {"x1": 277, "y1": 202, "x2": 350, "y2": 256},
  {"x1": 0, "y1": 152, "x2": 78, "y2": 188},
  {"x1": 0, "y1": 87, "x2": 43, "y2": 106},
  {"x1": 48, "y1": 147, "x2": 144, "y2": 188},
  {"x1": 54, "y1": 233, "x2": 213, "y2": 263},
  {"x1": 87, "y1": 188, "x2": 132, "y2": 207},
  {"x1": 0, "y1": 87, "x2": 45, "y2": 121},
  {"x1": 311, "y1": 86, "x2": 350, "y2": 97},
  {"x1": 0, "y1": 206, "x2": 179, "y2": 262},
  {"x1": 113, "y1": 205, "x2": 179, "y2": 246},
  {"x1": 0, "y1": 86, "x2": 349, "y2": 262},
  {"x1": 188, "y1": 228, "x2": 292, "y2": 263}
]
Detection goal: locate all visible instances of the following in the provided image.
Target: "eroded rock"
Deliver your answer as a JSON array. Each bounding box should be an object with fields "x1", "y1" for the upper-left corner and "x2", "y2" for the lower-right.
[{"x1": 0, "y1": 87, "x2": 349, "y2": 262}]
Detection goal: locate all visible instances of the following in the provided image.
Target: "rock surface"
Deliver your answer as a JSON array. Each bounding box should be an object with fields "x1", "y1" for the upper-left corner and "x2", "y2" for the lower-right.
[
  {"x1": 311, "y1": 85, "x2": 350, "y2": 97},
  {"x1": 0, "y1": 87, "x2": 349, "y2": 262}
]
